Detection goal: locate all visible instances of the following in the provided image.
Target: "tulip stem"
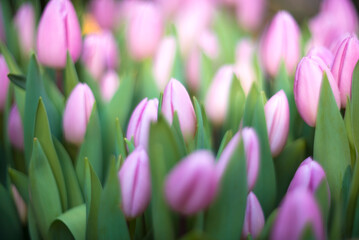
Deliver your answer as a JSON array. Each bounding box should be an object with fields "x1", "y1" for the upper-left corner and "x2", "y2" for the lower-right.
[{"x1": 346, "y1": 155, "x2": 359, "y2": 235}]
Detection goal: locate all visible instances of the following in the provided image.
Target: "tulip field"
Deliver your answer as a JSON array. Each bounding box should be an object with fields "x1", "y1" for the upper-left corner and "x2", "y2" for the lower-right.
[{"x1": 1, "y1": 0, "x2": 359, "y2": 239}]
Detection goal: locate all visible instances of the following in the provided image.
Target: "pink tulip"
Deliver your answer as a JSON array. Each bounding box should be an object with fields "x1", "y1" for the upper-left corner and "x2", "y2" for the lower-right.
[
  {"x1": 288, "y1": 157, "x2": 329, "y2": 197},
  {"x1": 271, "y1": 188, "x2": 325, "y2": 240},
  {"x1": 8, "y1": 105, "x2": 24, "y2": 150},
  {"x1": 11, "y1": 185, "x2": 27, "y2": 224},
  {"x1": 118, "y1": 147, "x2": 151, "y2": 218},
  {"x1": 127, "y1": 98, "x2": 158, "y2": 150},
  {"x1": 126, "y1": 1, "x2": 164, "y2": 60},
  {"x1": 100, "y1": 70, "x2": 120, "y2": 102},
  {"x1": 294, "y1": 56, "x2": 340, "y2": 127},
  {"x1": 205, "y1": 65, "x2": 234, "y2": 125},
  {"x1": 0, "y1": 55, "x2": 10, "y2": 111},
  {"x1": 82, "y1": 31, "x2": 119, "y2": 80},
  {"x1": 217, "y1": 127, "x2": 260, "y2": 191},
  {"x1": 236, "y1": 0, "x2": 266, "y2": 31},
  {"x1": 162, "y1": 79, "x2": 196, "y2": 140},
  {"x1": 90, "y1": 0, "x2": 117, "y2": 30},
  {"x1": 264, "y1": 90, "x2": 289, "y2": 156},
  {"x1": 242, "y1": 192, "x2": 265, "y2": 239},
  {"x1": 307, "y1": 46, "x2": 334, "y2": 68},
  {"x1": 63, "y1": 83, "x2": 95, "y2": 145},
  {"x1": 156, "y1": 0, "x2": 181, "y2": 18},
  {"x1": 260, "y1": 11, "x2": 300, "y2": 76},
  {"x1": 37, "y1": 0, "x2": 82, "y2": 68},
  {"x1": 14, "y1": 3, "x2": 35, "y2": 55},
  {"x1": 198, "y1": 30, "x2": 219, "y2": 60},
  {"x1": 165, "y1": 150, "x2": 218, "y2": 215},
  {"x1": 153, "y1": 36, "x2": 177, "y2": 91},
  {"x1": 331, "y1": 33, "x2": 359, "y2": 107}
]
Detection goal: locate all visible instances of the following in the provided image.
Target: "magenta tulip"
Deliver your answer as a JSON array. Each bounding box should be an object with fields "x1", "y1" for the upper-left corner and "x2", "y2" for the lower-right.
[
  {"x1": 162, "y1": 79, "x2": 196, "y2": 140},
  {"x1": 8, "y1": 105, "x2": 24, "y2": 150},
  {"x1": 236, "y1": 0, "x2": 265, "y2": 31},
  {"x1": 217, "y1": 127, "x2": 260, "y2": 191},
  {"x1": 165, "y1": 150, "x2": 218, "y2": 215},
  {"x1": 271, "y1": 188, "x2": 325, "y2": 240},
  {"x1": 294, "y1": 56, "x2": 340, "y2": 127},
  {"x1": 0, "y1": 55, "x2": 10, "y2": 111},
  {"x1": 118, "y1": 147, "x2": 151, "y2": 218},
  {"x1": 14, "y1": 3, "x2": 35, "y2": 55},
  {"x1": 100, "y1": 70, "x2": 120, "y2": 102},
  {"x1": 307, "y1": 46, "x2": 334, "y2": 68},
  {"x1": 37, "y1": 0, "x2": 82, "y2": 68},
  {"x1": 260, "y1": 11, "x2": 300, "y2": 76},
  {"x1": 242, "y1": 192, "x2": 265, "y2": 239},
  {"x1": 63, "y1": 83, "x2": 95, "y2": 145},
  {"x1": 127, "y1": 98, "x2": 158, "y2": 150},
  {"x1": 331, "y1": 33, "x2": 359, "y2": 107},
  {"x1": 90, "y1": 0, "x2": 117, "y2": 30},
  {"x1": 82, "y1": 31, "x2": 119, "y2": 80},
  {"x1": 264, "y1": 90, "x2": 289, "y2": 156}
]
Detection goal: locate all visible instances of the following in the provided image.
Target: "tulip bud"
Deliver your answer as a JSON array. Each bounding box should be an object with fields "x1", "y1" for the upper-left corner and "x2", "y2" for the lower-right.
[
  {"x1": 127, "y1": 98, "x2": 158, "y2": 150},
  {"x1": 294, "y1": 56, "x2": 341, "y2": 127},
  {"x1": 242, "y1": 192, "x2": 265, "y2": 239},
  {"x1": 217, "y1": 128, "x2": 260, "y2": 191},
  {"x1": 165, "y1": 150, "x2": 218, "y2": 215},
  {"x1": 331, "y1": 33, "x2": 359, "y2": 107},
  {"x1": 37, "y1": 0, "x2": 82, "y2": 68},
  {"x1": 271, "y1": 188, "x2": 325, "y2": 240},
  {"x1": 118, "y1": 147, "x2": 151, "y2": 218},
  {"x1": 8, "y1": 105, "x2": 24, "y2": 150},
  {"x1": 90, "y1": 0, "x2": 117, "y2": 30},
  {"x1": 82, "y1": 31, "x2": 119, "y2": 80},
  {"x1": 264, "y1": 90, "x2": 289, "y2": 156},
  {"x1": 63, "y1": 83, "x2": 95, "y2": 145},
  {"x1": 14, "y1": 3, "x2": 35, "y2": 56},
  {"x1": 11, "y1": 185, "x2": 27, "y2": 224},
  {"x1": 205, "y1": 65, "x2": 234, "y2": 125},
  {"x1": 198, "y1": 30, "x2": 219, "y2": 60},
  {"x1": 126, "y1": 1, "x2": 164, "y2": 60},
  {"x1": 0, "y1": 55, "x2": 10, "y2": 111},
  {"x1": 100, "y1": 70, "x2": 120, "y2": 102},
  {"x1": 260, "y1": 11, "x2": 300, "y2": 76},
  {"x1": 162, "y1": 79, "x2": 196, "y2": 140},
  {"x1": 153, "y1": 36, "x2": 176, "y2": 91},
  {"x1": 307, "y1": 46, "x2": 334, "y2": 68},
  {"x1": 236, "y1": 0, "x2": 265, "y2": 31},
  {"x1": 288, "y1": 157, "x2": 329, "y2": 196}
]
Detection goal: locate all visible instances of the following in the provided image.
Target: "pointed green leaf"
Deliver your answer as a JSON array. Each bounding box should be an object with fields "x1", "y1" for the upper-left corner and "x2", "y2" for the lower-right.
[
  {"x1": 0, "y1": 42, "x2": 22, "y2": 74},
  {"x1": 65, "y1": 52, "x2": 80, "y2": 98},
  {"x1": 351, "y1": 60, "x2": 359, "y2": 151},
  {"x1": 242, "y1": 84, "x2": 260, "y2": 126},
  {"x1": 259, "y1": 209, "x2": 278, "y2": 240},
  {"x1": 171, "y1": 112, "x2": 187, "y2": 157},
  {"x1": 194, "y1": 97, "x2": 211, "y2": 150},
  {"x1": 216, "y1": 130, "x2": 233, "y2": 160},
  {"x1": 8, "y1": 74, "x2": 26, "y2": 90},
  {"x1": 8, "y1": 168, "x2": 29, "y2": 204},
  {"x1": 28, "y1": 205, "x2": 41, "y2": 240},
  {"x1": 224, "y1": 76, "x2": 245, "y2": 132},
  {"x1": 115, "y1": 118, "x2": 127, "y2": 159}
]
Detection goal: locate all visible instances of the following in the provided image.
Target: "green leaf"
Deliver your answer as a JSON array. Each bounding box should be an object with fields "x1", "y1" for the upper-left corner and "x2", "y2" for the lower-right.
[
  {"x1": 28, "y1": 205, "x2": 41, "y2": 240},
  {"x1": 115, "y1": 118, "x2": 127, "y2": 159},
  {"x1": 242, "y1": 84, "x2": 260, "y2": 127},
  {"x1": 84, "y1": 158, "x2": 102, "y2": 240},
  {"x1": 64, "y1": 52, "x2": 80, "y2": 98},
  {"x1": 216, "y1": 130, "x2": 233, "y2": 160},
  {"x1": 29, "y1": 139, "x2": 62, "y2": 240},
  {"x1": 199, "y1": 53, "x2": 216, "y2": 100},
  {"x1": 8, "y1": 74, "x2": 26, "y2": 89},
  {"x1": 205, "y1": 141, "x2": 247, "y2": 239},
  {"x1": 194, "y1": 97, "x2": 211, "y2": 150},
  {"x1": 8, "y1": 168, "x2": 29, "y2": 204},
  {"x1": 314, "y1": 75, "x2": 351, "y2": 200},
  {"x1": 50, "y1": 204, "x2": 87, "y2": 240},
  {"x1": 34, "y1": 98, "x2": 67, "y2": 211},
  {"x1": 344, "y1": 98, "x2": 356, "y2": 167},
  {"x1": 315, "y1": 181, "x2": 330, "y2": 226},
  {"x1": 98, "y1": 158, "x2": 130, "y2": 240},
  {"x1": 171, "y1": 112, "x2": 187, "y2": 157},
  {"x1": 351, "y1": 60, "x2": 359, "y2": 152},
  {"x1": 259, "y1": 209, "x2": 278, "y2": 240},
  {"x1": 0, "y1": 43, "x2": 22, "y2": 74},
  {"x1": 148, "y1": 117, "x2": 180, "y2": 240},
  {"x1": 352, "y1": 195, "x2": 359, "y2": 237},
  {"x1": 53, "y1": 138, "x2": 84, "y2": 209},
  {"x1": 77, "y1": 105, "x2": 103, "y2": 187}
]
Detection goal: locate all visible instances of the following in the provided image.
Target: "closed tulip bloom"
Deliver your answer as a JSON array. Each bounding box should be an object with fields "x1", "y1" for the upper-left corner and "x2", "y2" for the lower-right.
[
  {"x1": 307, "y1": 46, "x2": 334, "y2": 68},
  {"x1": 82, "y1": 31, "x2": 119, "y2": 80},
  {"x1": 37, "y1": 0, "x2": 82, "y2": 68},
  {"x1": 90, "y1": 0, "x2": 117, "y2": 30},
  {"x1": 271, "y1": 188, "x2": 325, "y2": 240},
  {"x1": 127, "y1": 98, "x2": 158, "y2": 150},
  {"x1": 331, "y1": 33, "x2": 359, "y2": 107},
  {"x1": 162, "y1": 79, "x2": 196, "y2": 140},
  {"x1": 205, "y1": 65, "x2": 234, "y2": 126},
  {"x1": 242, "y1": 192, "x2": 265, "y2": 239},
  {"x1": 264, "y1": 90, "x2": 289, "y2": 156},
  {"x1": 0, "y1": 55, "x2": 10, "y2": 111},
  {"x1": 217, "y1": 128, "x2": 260, "y2": 191},
  {"x1": 63, "y1": 83, "x2": 95, "y2": 145},
  {"x1": 294, "y1": 56, "x2": 340, "y2": 127},
  {"x1": 100, "y1": 70, "x2": 120, "y2": 102},
  {"x1": 236, "y1": 0, "x2": 265, "y2": 31},
  {"x1": 118, "y1": 147, "x2": 151, "y2": 218},
  {"x1": 126, "y1": 1, "x2": 163, "y2": 60},
  {"x1": 14, "y1": 3, "x2": 35, "y2": 55},
  {"x1": 11, "y1": 185, "x2": 27, "y2": 224},
  {"x1": 8, "y1": 105, "x2": 24, "y2": 150},
  {"x1": 260, "y1": 11, "x2": 300, "y2": 76},
  {"x1": 153, "y1": 36, "x2": 176, "y2": 91},
  {"x1": 165, "y1": 150, "x2": 218, "y2": 215},
  {"x1": 288, "y1": 157, "x2": 329, "y2": 196}
]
